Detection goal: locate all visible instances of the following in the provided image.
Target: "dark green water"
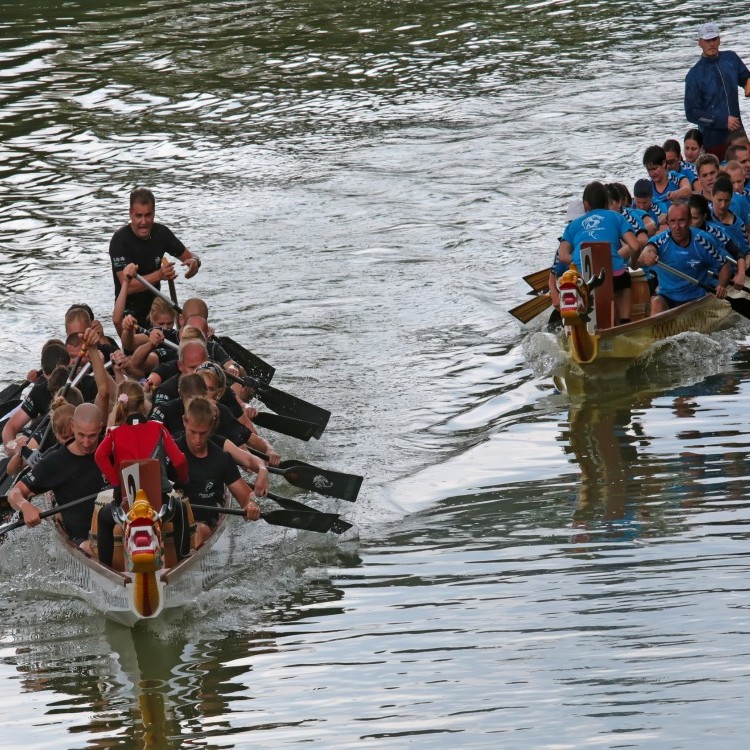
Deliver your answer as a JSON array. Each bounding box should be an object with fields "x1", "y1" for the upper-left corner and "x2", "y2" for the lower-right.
[{"x1": 2, "y1": 1, "x2": 750, "y2": 747}]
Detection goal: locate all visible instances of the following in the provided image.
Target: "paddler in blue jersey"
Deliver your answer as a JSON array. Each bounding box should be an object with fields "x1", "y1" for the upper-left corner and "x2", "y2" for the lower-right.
[
  {"x1": 684, "y1": 22, "x2": 750, "y2": 162},
  {"x1": 663, "y1": 138, "x2": 698, "y2": 185},
  {"x1": 642, "y1": 145, "x2": 693, "y2": 205},
  {"x1": 631, "y1": 179, "x2": 666, "y2": 232},
  {"x1": 638, "y1": 203, "x2": 732, "y2": 315},
  {"x1": 553, "y1": 181, "x2": 640, "y2": 324}
]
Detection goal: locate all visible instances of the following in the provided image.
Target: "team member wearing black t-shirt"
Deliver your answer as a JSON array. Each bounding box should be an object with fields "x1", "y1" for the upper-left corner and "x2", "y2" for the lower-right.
[
  {"x1": 109, "y1": 187, "x2": 202, "y2": 327},
  {"x1": 1, "y1": 340, "x2": 69, "y2": 454},
  {"x1": 3, "y1": 326, "x2": 112, "y2": 457},
  {"x1": 8, "y1": 403, "x2": 109, "y2": 548},
  {"x1": 151, "y1": 374, "x2": 269, "y2": 496},
  {"x1": 173, "y1": 396, "x2": 260, "y2": 546}
]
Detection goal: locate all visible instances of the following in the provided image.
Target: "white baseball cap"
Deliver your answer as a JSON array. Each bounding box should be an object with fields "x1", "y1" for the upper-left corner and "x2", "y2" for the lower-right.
[{"x1": 699, "y1": 22, "x2": 720, "y2": 41}]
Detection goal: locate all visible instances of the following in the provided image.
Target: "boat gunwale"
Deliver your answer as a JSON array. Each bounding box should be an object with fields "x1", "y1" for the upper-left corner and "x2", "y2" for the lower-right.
[
  {"x1": 48, "y1": 491, "x2": 232, "y2": 593},
  {"x1": 593, "y1": 294, "x2": 732, "y2": 340}
]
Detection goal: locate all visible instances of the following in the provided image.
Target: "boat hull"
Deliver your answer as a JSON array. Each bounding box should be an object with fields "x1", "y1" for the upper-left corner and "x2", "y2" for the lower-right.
[
  {"x1": 561, "y1": 295, "x2": 736, "y2": 368},
  {"x1": 47, "y1": 493, "x2": 235, "y2": 627}
]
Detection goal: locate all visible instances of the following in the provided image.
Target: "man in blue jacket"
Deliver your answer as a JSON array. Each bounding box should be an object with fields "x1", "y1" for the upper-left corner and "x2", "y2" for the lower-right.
[{"x1": 684, "y1": 22, "x2": 750, "y2": 161}]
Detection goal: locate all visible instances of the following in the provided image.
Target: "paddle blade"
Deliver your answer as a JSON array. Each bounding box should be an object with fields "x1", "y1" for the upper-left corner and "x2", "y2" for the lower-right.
[
  {"x1": 523, "y1": 268, "x2": 550, "y2": 293},
  {"x1": 509, "y1": 294, "x2": 552, "y2": 324},
  {"x1": 281, "y1": 463, "x2": 362, "y2": 502},
  {"x1": 261, "y1": 509, "x2": 345, "y2": 534},
  {"x1": 252, "y1": 411, "x2": 317, "y2": 441},
  {"x1": 267, "y1": 492, "x2": 354, "y2": 534},
  {"x1": 0, "y1": 457, "x2": 18, "y2": 501},
  {"x1": 217, "y1": 336, "x2": 276, "y2": 383},
  {"x1": 727, "y1": 295, "x2": 750, "y2": 320},
  {"x1": 0, "y1": 398, "x2": 20, "y2": 419},
  {"x1": 0, "y1": 380, "x2": 28, "y2": 403},
  {"x1": 255, "y1": 384, "x2": 330, "y2": 439}
]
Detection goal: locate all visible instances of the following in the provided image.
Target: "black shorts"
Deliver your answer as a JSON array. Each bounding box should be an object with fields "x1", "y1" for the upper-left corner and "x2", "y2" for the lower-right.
[{"x1": 612, "y1": 272, "x2": 632, "y2": 292}]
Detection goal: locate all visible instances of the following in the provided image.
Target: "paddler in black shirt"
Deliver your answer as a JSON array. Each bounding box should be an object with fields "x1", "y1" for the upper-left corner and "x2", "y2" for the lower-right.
[
  {"x1": 108, "y1": 187, "x2": 202, "y2": 328},
  {"x1": 151, "y1": 373, "x2": 269, "y2": 496},
  {"x1": 8, "y1": 403, "x2": 109, "y2": 551},
  {"x1": 173, "y1": 396, "x2": 261, "y2": 546}
]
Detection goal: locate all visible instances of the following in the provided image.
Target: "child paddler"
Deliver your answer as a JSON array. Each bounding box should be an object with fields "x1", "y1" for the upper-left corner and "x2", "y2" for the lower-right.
[{"x1": 94, "y1": 380, "x2": 190, "y2": 566}]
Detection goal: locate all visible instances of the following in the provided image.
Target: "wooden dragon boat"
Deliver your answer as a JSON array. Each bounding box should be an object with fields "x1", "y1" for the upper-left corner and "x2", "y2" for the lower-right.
[
  {"x1": 557, "y1": 243, "x2": 738, "y2": 369},
  {"x1": 46, "y1": 460, "x2": 235, "y2": 628}
]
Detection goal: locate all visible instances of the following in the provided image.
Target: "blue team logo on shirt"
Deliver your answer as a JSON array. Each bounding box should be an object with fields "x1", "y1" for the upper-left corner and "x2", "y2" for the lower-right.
[{"x1": 582, "y1": 215, "x2": 604, "y2": 237}]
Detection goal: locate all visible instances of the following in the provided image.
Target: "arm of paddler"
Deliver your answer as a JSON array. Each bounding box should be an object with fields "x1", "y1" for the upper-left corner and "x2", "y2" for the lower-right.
[
  {"x1": 620, "y1": 231, "x2": 642, "y2": 264},
  {"x1": 668, "y1": 175, "x2": 692, "y2": 202},
  {"x1": 548, "y1": 271, "x2": 560, "y2": 309},
  {"x1": 178, "y1": 248, "x2": 202, "y2": 279},
  {"x1": 637, "y1": 243, "x2": 658, "y2": 267},
  {"x1": 85, "y1": 336, "x2": 113, "y2": 416},
  {"x1": 732, "y1": 256, "x2": 747, "y2": 290},
  {"x1": 2, "y1": 408, "x2": 31, "y2": 455},
  {"x1": 220, "y1": 439, "x2": 269, "y2": 497},
  {"x1": 112, "y1": 263, "x2": 137, "y2": 337},
  {"x1": 227, "y1": 478, "x2": 260, "y2": 521},
  {"x1": 247, "y1": 432, "x2": 280, "y2": 467},
  {"x1": 714, "y1": 261, "x2": 732, "y2": 299},
  {"x1": 7, "y1": 481, "x2": 41, "y2": 528},
  {"x1": 127, "y1": 329, "x2": 163, "y2": 378}
]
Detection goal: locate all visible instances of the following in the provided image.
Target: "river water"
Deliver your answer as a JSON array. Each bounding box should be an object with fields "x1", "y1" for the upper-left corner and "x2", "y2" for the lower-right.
[{"x1": 2, "y1": 1, "x2": 750, "y2": 748}]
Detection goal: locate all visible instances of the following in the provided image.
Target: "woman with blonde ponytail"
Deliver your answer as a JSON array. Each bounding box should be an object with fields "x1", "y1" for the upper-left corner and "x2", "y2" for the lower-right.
[{"x1": 94, "y1": 379, "x2": 190, "y2": 567}]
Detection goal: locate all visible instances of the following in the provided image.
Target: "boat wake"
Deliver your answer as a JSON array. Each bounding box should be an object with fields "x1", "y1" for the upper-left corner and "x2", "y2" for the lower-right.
[{"x1": 0, "y1": 518, "x2": 355, "y2": 632}]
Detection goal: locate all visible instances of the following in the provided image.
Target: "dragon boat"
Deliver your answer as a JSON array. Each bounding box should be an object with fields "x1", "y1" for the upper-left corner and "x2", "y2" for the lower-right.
[
  {"x1": 46, "y1": 460, "x2": 234, "y2": 627},
  {"x1": 556, "y1": 243, "x2": 738, "y2": 369}
]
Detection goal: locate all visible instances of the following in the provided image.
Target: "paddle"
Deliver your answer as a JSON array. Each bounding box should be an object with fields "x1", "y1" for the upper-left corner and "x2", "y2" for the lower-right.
[
  {"x1": 257, "y1": 488, "x2": 353, "y2": 533},
  {"x1": 216, "y1": 335, "x2": 275, "y2": 384},
  {"x1": 162, "y1": 256, "x2": 179, "y2": 307},
  {"x1": 0, "y1": 491, "x2": 101, "y2": 538},
  {"x1": 189, "y1": 504, "x2": 346, "y2": 534},
  {"x1": 0, "y1": 398, "x2": 21, "y2": 420},
  {"x1": 0, "y1": 456, "x2": 14, "y2": 501},
  {"x1": 656, "y1": 261, "x2": 750, "y2": 319},
  {"x1": 249, "y1": 448, "x2": 362, "y2": 502},
  {"x1": 0, "y1": 379, "x2": 29, "y2": 409},
  {"x1": 509, "y1": 293, "x2": 552, "y2": 324},
  {"x1": 524, "y1": 267, "x2": 551, "y2": 292},
  {"x1": 222, "y1": 370, "x2": 330, "y2": 439},
  {"x1": 139, "y1": 332, "x2": 319, "y2": 441},
  {"x1": 251, "y1": 411, "x2": 319, "y2": 441},
  {"x1": 134, "y1": 273, "x2": 276, "y2": 383}
]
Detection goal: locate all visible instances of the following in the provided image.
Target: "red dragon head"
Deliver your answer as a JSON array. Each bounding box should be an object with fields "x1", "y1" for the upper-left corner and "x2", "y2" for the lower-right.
[
  {"x1": 557, "y1": 263, "x2": 591, "y2": 321},
  {"x1": 119, "y1": 490, "x2": 164, "y2": 574}
]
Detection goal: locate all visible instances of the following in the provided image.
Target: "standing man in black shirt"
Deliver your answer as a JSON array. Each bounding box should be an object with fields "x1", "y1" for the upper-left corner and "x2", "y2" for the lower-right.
[{"x1": 109, "y1": 187, "x2": 202, "y2": 327}]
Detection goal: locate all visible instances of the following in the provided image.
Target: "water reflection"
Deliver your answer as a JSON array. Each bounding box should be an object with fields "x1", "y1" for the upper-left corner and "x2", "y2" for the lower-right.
[
  {"x1": 0, "y1": 536, "x2": 358, "y2": 747},
  {"x1": 5, "y1": 618, "x2": 265, "y2": 747},
  {"x1": 557, "y1": 366, "x2": 750, "y2": 548}
]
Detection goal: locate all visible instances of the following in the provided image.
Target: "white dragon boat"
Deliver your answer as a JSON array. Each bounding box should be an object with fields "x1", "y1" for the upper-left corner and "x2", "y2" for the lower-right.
[{"x1": 46, "y1": 460, "x2": 235, "y2": 628}]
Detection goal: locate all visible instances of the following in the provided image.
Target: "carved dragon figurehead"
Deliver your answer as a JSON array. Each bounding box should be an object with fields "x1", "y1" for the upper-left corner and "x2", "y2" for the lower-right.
[
  {"x1": 123, "y1": 490, "x2": 164, "y2": 573},
  {"x1": 557, "y1": 263, "x2": 606, "y2": 323},
  {"x1": 558, "y1": 263, "x2": 589, "y2": 321},
  {"x1": 115, "y1": 489, "x2": 166, "y2": 618},
  {"x1": 556, "y1": 263, "x2": 607, "y2": 365}
]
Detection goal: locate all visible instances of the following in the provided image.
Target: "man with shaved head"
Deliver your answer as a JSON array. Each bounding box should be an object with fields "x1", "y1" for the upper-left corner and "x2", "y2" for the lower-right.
[
  {"x1": 8, "y1": 403, "x2": 109, "y2": 550},
  {"x1": 638, "y1": 202, "x2": 732, "y2": 315}
]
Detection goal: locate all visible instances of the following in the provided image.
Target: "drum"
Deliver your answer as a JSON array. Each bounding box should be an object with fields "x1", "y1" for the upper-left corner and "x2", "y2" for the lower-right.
[{"x1": 629, "y1": 268, "x2": 650, "y2": 321}]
